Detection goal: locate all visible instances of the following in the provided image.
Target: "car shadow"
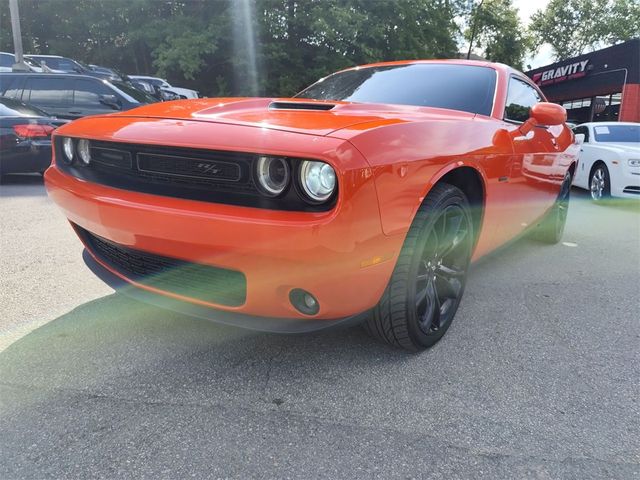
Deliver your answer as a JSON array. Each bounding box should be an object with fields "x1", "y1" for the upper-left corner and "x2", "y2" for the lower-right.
[
  {"x1": 0, "y1": 224, "x2": 570, "y2": 402},
  {"x1": 0, "y1": 173, "x2": 47, "y2": 197},
  {"x1": 571, "y1": 186, "x2": 640, "y2": 213}
]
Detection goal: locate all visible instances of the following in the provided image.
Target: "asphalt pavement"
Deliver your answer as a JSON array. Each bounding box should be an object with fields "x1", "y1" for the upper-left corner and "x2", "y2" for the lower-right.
[{"x1": 1, "y1": 174, "x2": 639, "y2": 479}]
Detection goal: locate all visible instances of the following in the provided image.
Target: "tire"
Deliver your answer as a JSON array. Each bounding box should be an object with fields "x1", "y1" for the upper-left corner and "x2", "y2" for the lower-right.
[
  {"x1": 589, "y1": 163, "x2": 610, "y2": 201},
  {"x1": 364, "y1": 183, "x2": 474, "y2": 352},
  {"x1": 533, "y1": 171, "x2": 571, "y2": 244}
]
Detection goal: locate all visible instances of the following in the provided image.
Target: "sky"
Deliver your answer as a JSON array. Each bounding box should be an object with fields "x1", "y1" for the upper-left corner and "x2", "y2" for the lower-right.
[{"x1": 512, "y1": 0, "x2": 555, "y2": 70}]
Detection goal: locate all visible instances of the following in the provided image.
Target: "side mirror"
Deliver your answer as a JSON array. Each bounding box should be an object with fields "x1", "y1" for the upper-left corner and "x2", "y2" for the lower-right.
[
  {"x1": 518, "y1": 102, "x2": 567, "y2": 136},
  {"x1": 530, "y1": 102, "x2": 566, "y2": 126},
  {"x1": 99, "y1": 94, "x2": 121, "y2": 110},
  {"x1": 574, "y1": 133, "x2": 585, "y2": 145}
]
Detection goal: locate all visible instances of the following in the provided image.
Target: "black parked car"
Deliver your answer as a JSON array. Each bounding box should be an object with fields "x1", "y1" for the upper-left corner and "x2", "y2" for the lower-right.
[
  {"x1": 0, "y1": 97, "x2": 66, "y2": 177},
  {"x1": 0, "y1": 73, "x2": 158, "y2": 120}
]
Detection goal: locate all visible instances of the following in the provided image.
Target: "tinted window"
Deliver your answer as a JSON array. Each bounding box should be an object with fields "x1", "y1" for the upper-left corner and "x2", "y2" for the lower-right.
[
  {"x1": 0, "y1": 53, "x2": 14, "y2": 68},
  {"x1": 29, "y1": 57, "x2": 58, "y2": 69},
  {"x1": 0, "y1": 96, "x2": 49, "y2": 117},
  {"x1": 73, "y1": 78, "x2": 112, "y2": 106},
  {"x1": 0, "y1": 75, "x2": 23, "y2": 99},
  {"x1": 25, "y1": 77, "x2": 73, "y2": 106},
  {"x1": 111, "y1": 81, "x2": 157, "y2": 103},
  {"x1": 593, "y1": 124, "x2": 640, "y2": 143},
  {"x1": 297, "y1": 64, "x2": 497, "y2": 116},
  {"x1": 504, "y1": 77, "x2": 541, "y2": 122},
  {"x1": 573, "y1": 125, "x2": 589, "y2": 142}
]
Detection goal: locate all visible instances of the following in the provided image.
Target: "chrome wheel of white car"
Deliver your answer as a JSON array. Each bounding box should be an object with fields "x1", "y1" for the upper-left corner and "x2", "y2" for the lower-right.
[{"x1": 589, "y1": 165, "x2": 610, "y2": 201}]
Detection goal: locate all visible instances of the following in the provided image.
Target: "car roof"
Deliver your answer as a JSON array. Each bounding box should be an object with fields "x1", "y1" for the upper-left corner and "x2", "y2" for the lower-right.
[
  {"x1": 333, "y1": 58, "x2": 512, "y2": 76},
  {"x1": 578, "y1": 122, "x2": 639, "y2": 127},
  {"x1": 25, "y1": 54, "x2": 64, "y2": 58},
  {"x1": 0, "y1": 72, "x2": 102, "y2": 79}
]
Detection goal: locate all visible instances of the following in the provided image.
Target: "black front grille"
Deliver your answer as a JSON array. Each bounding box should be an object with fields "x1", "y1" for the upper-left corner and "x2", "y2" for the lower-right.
[
  {"x1": 55, "y1": 139, "x2": 334, "y2": 212},
  {"x1": 78, "y1": 227, "x2": 246, "y2": 307}
]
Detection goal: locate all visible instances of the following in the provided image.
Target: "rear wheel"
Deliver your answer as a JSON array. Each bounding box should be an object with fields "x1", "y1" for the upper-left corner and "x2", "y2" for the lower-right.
[
  {"x1": 533, "y1": 171, "x2": 571, "y2": 244},
  {"x1": 365, "y1": 183, "x2": 474, "y2": 352}
]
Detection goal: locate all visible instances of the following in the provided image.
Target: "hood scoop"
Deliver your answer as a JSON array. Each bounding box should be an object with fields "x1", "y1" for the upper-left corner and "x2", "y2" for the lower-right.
[{"x1": 268, "y1": 101, "x2": 336, "y2": 111}]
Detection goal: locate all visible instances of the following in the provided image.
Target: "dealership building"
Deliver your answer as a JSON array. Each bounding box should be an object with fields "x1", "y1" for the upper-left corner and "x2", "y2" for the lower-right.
[{"x1": 526, "y1": 39, "x2": 639, "y2": 124}]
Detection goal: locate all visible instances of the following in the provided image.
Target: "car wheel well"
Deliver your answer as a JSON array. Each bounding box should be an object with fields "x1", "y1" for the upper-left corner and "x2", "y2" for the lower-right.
[
  {"x1": 589, "y1": 160, "x2": 607, "y2": 177},
  {"x1": 437, "y1": 167, "x2": 484, "y2": 247},
  {"x1": 568, "y1": 162, "x2": 577, "y2": 178}
]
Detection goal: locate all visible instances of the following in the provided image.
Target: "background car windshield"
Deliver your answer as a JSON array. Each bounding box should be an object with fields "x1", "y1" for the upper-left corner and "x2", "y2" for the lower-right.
[
  {"x1": 0, "y1": 96, "x2": 49, "y2": 117},
  {"x1": 111, "y1": 81, "x2": 158, "y2": 103},
  {"x1": 296, "y1": 64, "x2": 496, "y2": 116},
  {"x1": 593, "y1": 124, "x2": 640, "y2": 142}
]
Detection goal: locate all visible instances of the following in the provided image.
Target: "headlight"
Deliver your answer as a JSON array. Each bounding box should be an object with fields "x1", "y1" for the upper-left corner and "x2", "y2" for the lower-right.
[
  {"x1": 255, "y1": 156, "x2": 290, "y2": 196},
  {"x1": 62, "y1": 137, "x2": 75, "y2": 164},
  {"x1": 299, "y1": 160, "x2": 336, "y2": 203},
  {"x1": 629, "y1": 159, "x2": 640, "y2": 167},
  {"x1": 77, "y1": 139, "x2": 91, "y2": 165}
]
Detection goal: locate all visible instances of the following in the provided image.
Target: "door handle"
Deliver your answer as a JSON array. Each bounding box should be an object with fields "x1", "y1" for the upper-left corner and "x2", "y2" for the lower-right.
[{"x1": 69, "y1": 111, "x2": 82, "y2": 114}]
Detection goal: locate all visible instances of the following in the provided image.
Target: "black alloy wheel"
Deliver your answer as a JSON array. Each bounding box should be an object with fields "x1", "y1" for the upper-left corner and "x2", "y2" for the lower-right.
[
  {"x1": 534, "y1": 170, "x2": 572, "y2": 244},
  {"x1": 365, "y1": 183, "x2": 474, "y2": 351}
]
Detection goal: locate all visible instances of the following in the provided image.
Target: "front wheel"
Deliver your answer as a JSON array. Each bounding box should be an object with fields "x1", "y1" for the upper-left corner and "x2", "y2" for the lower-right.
[
  {"x1": 589, "y1": 163, "x2": 610, "y2": 201},
  {"x1": 365, "y1": 183, "x2": 474, "y2": 352}
]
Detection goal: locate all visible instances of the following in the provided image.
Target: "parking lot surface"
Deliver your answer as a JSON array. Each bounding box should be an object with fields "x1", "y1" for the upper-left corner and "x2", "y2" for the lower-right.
[{"x1": 1, "y1": 175, "x2": 639, "y2": 479}]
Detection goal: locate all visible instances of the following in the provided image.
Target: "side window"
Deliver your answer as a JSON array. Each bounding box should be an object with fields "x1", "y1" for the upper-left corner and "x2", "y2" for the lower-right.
[
  {"x1": 573, "y1": 126, "x2": 590, "y2": 142},
  {"x1": 0, "y1": 75, "x2": 24, "y2": 99},
  {"x1": 0, "y1": 53, "x2": 14, "y2": 68},
  {"x1": 25, "y1": 77, "x2": 73, "y2": 106},
  {"x1": 57, "y1": 59, "x2": 80, "y2": 71},
  {"x1": 73, "y1": 79, "x2": 112, "y2": 106},
  {"x1": 35, "y1": 57, "x2": 60, "y2": 69},
  {"x1": 504, "y1": 77, "x2": 541, "y2": 123}
]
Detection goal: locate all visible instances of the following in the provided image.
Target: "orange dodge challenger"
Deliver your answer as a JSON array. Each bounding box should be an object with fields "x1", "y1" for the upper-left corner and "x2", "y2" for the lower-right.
[{"x1": 45, "y1": 60, "x2": 578, "y2": 351}]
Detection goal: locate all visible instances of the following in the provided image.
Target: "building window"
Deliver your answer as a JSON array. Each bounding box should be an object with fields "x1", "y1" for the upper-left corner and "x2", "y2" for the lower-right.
[
  {"x1": 562, "y1": 97, "x2": 592, "y2": 124},
  {"x1": 593, "y1": 93, "x2": 621, "y2": 122}
]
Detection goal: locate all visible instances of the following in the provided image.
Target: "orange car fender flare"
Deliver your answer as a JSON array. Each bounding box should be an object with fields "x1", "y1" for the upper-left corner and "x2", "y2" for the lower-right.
[{"x1": 412, "y1": 159, "x2": 488, "y2": 226}]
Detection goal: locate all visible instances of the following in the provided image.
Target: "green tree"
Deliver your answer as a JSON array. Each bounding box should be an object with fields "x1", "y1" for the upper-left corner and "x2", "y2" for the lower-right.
[
  {"x1": 529, "y1": 0, "x2": 640, "y2": 60},
  {"x1": 0, "y1": 0, "x2": 474, "y2": 97},
  {"x1": 464, "y1": 0, "x2": 530, "y2": 69}
]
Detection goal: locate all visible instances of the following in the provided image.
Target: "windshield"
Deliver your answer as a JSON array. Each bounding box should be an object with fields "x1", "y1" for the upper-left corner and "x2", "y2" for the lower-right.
[
  {"x1": 111, "y1": 81, "x2": 158, "y2": 104},
  {"x1": 593, "y1": 124, "x2": 640, "y2": 142},
  {"x1": 0, "y1": 96, "x2": 49, "y2": 117},
  {"x1": 296, "y1": 63, "x2": 497, "y2": 116}
]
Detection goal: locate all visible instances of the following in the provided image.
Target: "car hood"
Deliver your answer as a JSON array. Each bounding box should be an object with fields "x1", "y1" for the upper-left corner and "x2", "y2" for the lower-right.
[{"x1": 109, "y1": 97, "x2": 475, "y2": 137}]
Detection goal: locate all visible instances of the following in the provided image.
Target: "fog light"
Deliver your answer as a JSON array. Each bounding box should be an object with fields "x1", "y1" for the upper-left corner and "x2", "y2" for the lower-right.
[
  {"x1": 77, "y1": 139, "x2": 91, "y2": 165},
  {"x1": 62, "y1": 137, "x2": 75, "y2": 164},
  {"x1": 289, "y1": 288, "x2": 320, "y2": 315}
]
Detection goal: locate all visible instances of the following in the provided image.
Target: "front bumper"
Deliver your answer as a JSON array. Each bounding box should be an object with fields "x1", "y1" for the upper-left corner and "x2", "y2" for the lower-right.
[
  {"x1": 83, "y1": 249, "x2": 371, "y2": 333},
  {"x1": 612, "y1": 166, "x2": 640, "y2": 199},
  {"x1": 46, "y1": 160, "x2": 403, "y2": 324}
]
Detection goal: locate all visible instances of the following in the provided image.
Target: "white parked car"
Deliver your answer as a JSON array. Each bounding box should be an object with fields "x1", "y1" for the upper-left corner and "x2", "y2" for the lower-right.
[
  {"x1": 572, "y1": 122, "x2": 640, "y2": 200},
  {"x1": 128, "y1": 75, "x2": 199, "y2": 99},
  {"x1": 0, "y1": 52, "x2": 53, "y2": 72}
]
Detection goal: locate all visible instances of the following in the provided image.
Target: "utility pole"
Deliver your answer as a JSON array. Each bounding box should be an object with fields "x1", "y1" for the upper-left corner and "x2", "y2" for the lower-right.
[{"x1": 9, "y1": 0, "x2": 29, "y2": 71}]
